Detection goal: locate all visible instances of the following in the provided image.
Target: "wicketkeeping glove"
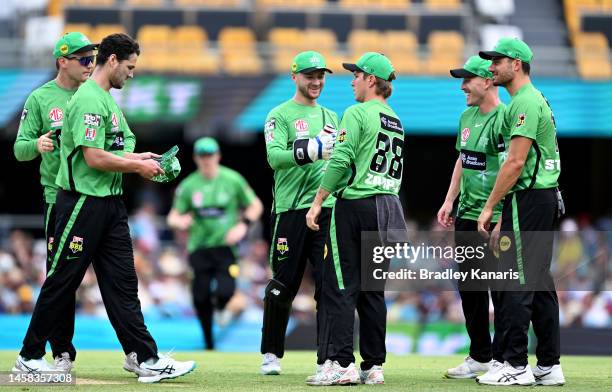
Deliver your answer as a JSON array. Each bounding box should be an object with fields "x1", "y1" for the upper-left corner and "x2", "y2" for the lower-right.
[
  {"x1": 293, "y1": 124, "x2": 337, "y2": 166},
  {"x1": 151, "y1": 145, "x2": 181, "y2": 183}
]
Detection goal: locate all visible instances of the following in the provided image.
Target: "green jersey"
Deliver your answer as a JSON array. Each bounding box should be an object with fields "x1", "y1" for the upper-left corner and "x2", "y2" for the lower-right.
[
  {"x1": 321, "y1": 100, "x2": 404, "y2": 199},
  {"x1": 264, "y1": 99, "x2": 339, "y2": 213},
  {"x1": 501, "y1": 83, "x2": 560, "y2": 192},
  {"x1": 455, "y1": 104, "x2": 506, "y2": 221},
  {"x1": 173, "y1": 166, "x2": 256, "y2": 252},
  {"x1": 14, "y1": 80, "x2": 76, "y2": 204},
  {"x1": 56, "y1": 79, "x2": 135, "y2": 197}
]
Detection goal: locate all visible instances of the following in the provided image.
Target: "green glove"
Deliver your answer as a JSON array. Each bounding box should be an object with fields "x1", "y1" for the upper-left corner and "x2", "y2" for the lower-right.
[{"x1": 152, "y1": 145, "x2": 181, "y2": 183}]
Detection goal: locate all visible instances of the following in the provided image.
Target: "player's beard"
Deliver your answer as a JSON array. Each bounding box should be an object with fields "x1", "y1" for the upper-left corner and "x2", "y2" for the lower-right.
[
  {"x1": 110, "y1": 73, "x2": 125, "y2": 89},
  {"x1": 492, "y1": 69, "x2": 513, "y2": 87},
  {"x1": 298, "y1": 83, "x2": 321, "y2": 100}
]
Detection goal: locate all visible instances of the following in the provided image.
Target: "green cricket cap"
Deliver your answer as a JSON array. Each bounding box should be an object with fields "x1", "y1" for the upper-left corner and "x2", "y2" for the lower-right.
[
  {"x1": 479, "y1": 37, "x2": 533, "y2": 64},
  {"x1": 450, "y1": 56, "x2": 493, "y2": 79},
  {"x1": 342, "y1": 52, "x2": 395, "y2": 81},
  {"x1": 53, "y1": 32, "x2": 98, "y2": 59},
  {"x1": 291, "y1": 51, "x2": 332, "y2": 74},
  {"x1": 194, "y1": 137, "x2": 219, "y2": 155}
]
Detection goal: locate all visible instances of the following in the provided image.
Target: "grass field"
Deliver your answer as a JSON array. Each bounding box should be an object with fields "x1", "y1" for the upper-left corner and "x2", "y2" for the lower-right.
[{"x1": 1, "y1": 351, "x2": 611, "y2": 391}]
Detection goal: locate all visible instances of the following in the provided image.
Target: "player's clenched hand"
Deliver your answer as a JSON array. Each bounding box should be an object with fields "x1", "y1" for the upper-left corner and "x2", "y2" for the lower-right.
[
  {"x1": 477, "y1": 206, "x2": 493, "y2": 239},
  {"x1": 306, "y1": 204, "x2": 322, "y2": 231},
  {"x1": 225, "y1": 222, "x2": 248, "y2": 245},
  {"x1": 37, "y1": 131, "x2": 54, "y2": 153},
  {"x1": 437, "y1": 200, "x2": 454, "y2": 228},
  {"x1": 489, "y1": 220, "x2": 501, "y2": 255},
  {"x1": 137, "y1": 159, "x2": 164, "y2": 179}
]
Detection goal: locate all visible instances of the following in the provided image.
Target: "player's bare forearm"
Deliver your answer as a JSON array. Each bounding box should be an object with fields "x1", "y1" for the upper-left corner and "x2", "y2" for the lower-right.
[
  {"x1": 312, "y1": 187, "x2": 331, "y2": 207},
  {"x1": 484, "y1": 137, "x2": 531, "y2": 210},
  {"x1": 445, "y1": 156, "x2": 462, "y2": 203},
  {"x1": 244, "y1": 197, "x2": 264, "y2": 222},
  {"x1": 82, "y1": 146, "x2": 142, "y2": 173}
]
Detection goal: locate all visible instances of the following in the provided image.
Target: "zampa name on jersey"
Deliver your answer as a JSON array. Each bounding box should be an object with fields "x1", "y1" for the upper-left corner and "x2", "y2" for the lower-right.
[{"x1": 365, "y1": 173, "x2": 400, "y2": 192}]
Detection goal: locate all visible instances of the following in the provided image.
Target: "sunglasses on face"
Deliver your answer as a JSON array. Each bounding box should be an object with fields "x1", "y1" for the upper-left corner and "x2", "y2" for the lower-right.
[{"x1": 65, "y1": 55, "x2": 95, "y2": 66}]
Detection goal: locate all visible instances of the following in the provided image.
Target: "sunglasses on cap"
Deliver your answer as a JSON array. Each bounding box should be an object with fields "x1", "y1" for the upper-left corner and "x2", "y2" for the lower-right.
[{"x1": 65, "y1": 55, "x2": 95, "y2": 66}]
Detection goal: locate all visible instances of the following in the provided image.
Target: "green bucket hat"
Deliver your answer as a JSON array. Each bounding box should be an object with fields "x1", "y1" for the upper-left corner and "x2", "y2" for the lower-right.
[
  {"x1": 342, "y1": 52, "x2": 395, "y2": 81},
  {"x1": 53, "y1": 32, "x2": 98, "y2": 58},
  {"x1": 479, "y1": 37, "x2": 533, "y2": 64},
  {"x1": 450, "y1": 56, "x2": 493, "y2": 79},
  {"x1": 194, "y1": 137, "x2": 219, "y2": 155},
  {"x1": 291, "y1": 51, "x2": 332, "y2": 74}
]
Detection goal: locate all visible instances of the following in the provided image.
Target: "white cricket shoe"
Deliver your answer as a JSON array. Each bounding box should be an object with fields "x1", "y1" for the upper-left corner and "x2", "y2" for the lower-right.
[
  {"x1": 307, "y1": 361, "x2": 360, "y2": 386},
  {"x1": 12, "y1": 355, "x2": 55, "y2": 373},
  {"x1": 476, "y1": 361, "x2": 535, "y2": 386},
  {"x1": 123, "y1": 352, "x2": 156, "y2": 377},
  {"x1": 53, "y1": 352, "x2": 73, "y2": 373},
  {"x1": 305, "y1": 360, "x2": 331, "y2": 384},
  {"x1": 445, "y1": 356, "x2": 490, "y2": 379},
  {"x1": 360, "y1": 365, "x2": 384, "y2": 384},
  {"x1": 532, "y1": 364, "x2": 565, "y2": 386},
  {"x1": 136, "y1": 354, "x2": 196, "y2": 383},
  {"x1": 261, "y1": 353, "x2": 281, "y2": 375}
]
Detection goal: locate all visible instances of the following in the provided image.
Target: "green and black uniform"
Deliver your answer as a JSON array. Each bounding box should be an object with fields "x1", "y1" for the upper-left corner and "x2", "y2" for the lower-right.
[
  {"x1": 318, "y1": 100, "x2": 406, "y2": 370},
  {"x1": 261, "y1": 99, "x2": 338, "y2": 359},
  {"x1": 173, "y1": 167, "x2": 256, "y2": 350},
  {"x1": 14, "y1": 80, "x2": 81, "y2": 360},
  {"x1": 454, "y1": 104, "x2": 506, "y2": 364},
  {"x1": 497, "y1": 83, "x2": 561, "y2": 368},
  {"x1": 20, "y1": 78, "x2": 157, "y2": 363}
]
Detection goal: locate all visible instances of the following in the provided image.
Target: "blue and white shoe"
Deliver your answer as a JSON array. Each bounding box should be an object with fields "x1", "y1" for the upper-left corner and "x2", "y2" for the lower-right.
[
  {"x1": 12, "y1": 355, "x2": 55, "y2": 373},
  {"x1": 532, "y1": 364, "x2": 565, "y2": 386},
  {"x1": 476, "y1": 361, "x2": 535, "y2": 386},
  {"x1": 136, "y1": 354, "x2": 196, "y2": 383}
]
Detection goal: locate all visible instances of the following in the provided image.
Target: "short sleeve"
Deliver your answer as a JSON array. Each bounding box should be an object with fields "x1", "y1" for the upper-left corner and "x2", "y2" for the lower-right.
[
  {"x1": 72, "y1": 99, "x2": 107, "y2": 149},
  {"x1": 172, "y1": 181, "x2": 191, "y2": 213},
  {"x1": 509, "y1": 98, "x2": 540, "y2": 141}
]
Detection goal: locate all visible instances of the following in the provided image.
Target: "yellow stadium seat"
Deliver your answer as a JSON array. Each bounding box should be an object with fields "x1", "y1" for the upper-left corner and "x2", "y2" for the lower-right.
[
  {"x1": 173, "y1": 25, "x2": 208, "y2": 50},
  {"x1": 175, "y1": 0, "x2": 242, "y2": 6},
  {"x1": 564, "y1": 0, "x2": 602, "y2": 38},
  {"x1": 384, "y1": 31, "x2": 421, "y2": 74},
  {"x1": 425, "y1": 0, "x2": 460, "y2": 9},
  {"x1": 425, "y1": 30, "x2": 464, "y2": 75},
  {"x1": 304, "y1": 29, "x2": 338, "y2": 54},
  {"x1": 218, "y1": 27, "x2": 263, "y2": 75},
  {"x1": 257, "y1": 0, "x2": 326, "y2": 6},
  {"x1": 89, "y1": 24, "x2": 127, "y2": 44},
  {"x1": 340, "y1": 0, "x2": 409, "y2": 9},
  {"x1": 272, "y1": 51, "x2": 297, "y2": 73},
  {"x1": 269, "y1": 28, "x2": 302, "y2": 52},
  {"x1": 574, "y1": 32, "x2": 611, "y2": 79},
  {"x1": 63, "y1": 23, "x2": 92, "y2": 38},
  {"x1": 126, "y1": 0, "x2": 163, "y2": 6},
  {"x1": 64, "y1": 0, "x2": 115, "y2": 5},
  {"x1": 347, "y1": 30, "x2": 385, "y2": 59}
]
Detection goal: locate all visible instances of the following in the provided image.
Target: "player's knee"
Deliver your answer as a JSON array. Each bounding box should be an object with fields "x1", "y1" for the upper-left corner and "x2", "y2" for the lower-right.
[{"x1": 264, "y1": 279, "x2": 292, "y2": 307}]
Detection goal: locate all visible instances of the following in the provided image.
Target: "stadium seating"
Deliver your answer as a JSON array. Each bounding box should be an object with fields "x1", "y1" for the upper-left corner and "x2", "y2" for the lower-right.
[
  {"x1": 126, "y1": 0, "x2": 164, "y2": 6},
  {"x1": 424, "y1": 30, "x2": 464, "y2": 75},
  {"x1": 385, "y1": 31, "x2": 421, "y2": 74},
  {"x1": 574, "y1": 32, "x2": 611, "y2": 79},
  {"x1": 64, "y1": 0, "x2": 115, "y2": 5},
  {"x1": 175, "y1": 0, "x2": 243, "y2": 6},
  {"x1": 89, "y1": 24, "x2": 127, "y2": 43},
  {"x1": 564, "y1": 0, "x2": 607, "y2": 39},
  {"x1": 425, "y1": 0, "x2": 461, "y2": 9},
  {"x1": 218, "y1": 27, "x2": 263, "y2": 75},
  {"x1": 63, "y1": 23, "x2": 92, "y2": 37},
  {"x1": 339, "y1": 0, "x2": 411, "y2": 10},
  {"x1": 256, "y1": 0, "x2": 327, "y2": 7}
]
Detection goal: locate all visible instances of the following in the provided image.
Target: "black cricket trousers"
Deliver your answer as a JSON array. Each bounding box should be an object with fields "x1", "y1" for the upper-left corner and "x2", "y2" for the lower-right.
[{"x1": 21, "y1": 190, "x2": 158, "y2": 363}]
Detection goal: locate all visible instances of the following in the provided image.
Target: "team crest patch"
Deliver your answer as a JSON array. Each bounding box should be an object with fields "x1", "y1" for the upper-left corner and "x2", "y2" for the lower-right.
[
  {"x1": 49, "y1": 108, "x2": 63, "y2": 122},
  {"x1": 47, "y1": 237, "x2": 54, "y2": 252},
  {"x1": 265, "y1": 118, "x2": 276, "y2": 131},
  {"x1": 499, "y1": 236, "x2": 512, "y2": 252},
  {"x1": 461, "y1": 127, "x2": 470, "y2": 142},
  {"x1": 20, "y1": 108, "x2": 28, "y2": 122},
  {"x1": 516, "y1": 113, "x2": 526, "y2": 127},
  {"x1": 277, "y1": 237, "x2": 289, "y2": 255},
  {"x1": 60, "y1": 44, "x2": 69, "y2": 54},
  {"x1": 69, "y1": 236, "x2": 83, "y2": 253},
  {"x1": 85, "y1": 128, "x2": 96, "y2": 141},
  {"x1": 337, "y1": 129, "x2": 347, "y2": 143},
  {"x1": 294, "y1": 119, "x2": 308, "y2": 132},
  {"x1": 111, "y1": 113, "x2": 119, "y2": 127}
]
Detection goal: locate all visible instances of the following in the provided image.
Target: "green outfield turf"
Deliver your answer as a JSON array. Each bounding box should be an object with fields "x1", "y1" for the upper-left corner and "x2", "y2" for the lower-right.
[{"x1": 1, "y1": 351, "x2": 610, "y2": 391}]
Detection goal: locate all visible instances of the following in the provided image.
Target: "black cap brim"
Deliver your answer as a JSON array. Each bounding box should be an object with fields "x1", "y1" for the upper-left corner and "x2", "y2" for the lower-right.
[
  {"x1": 479, "y1": 50, "x2": 505, "y2": 60},
  {"x1": 72, "y1": 43, "x2": 99, "y2": 54},
  {"x1": 449, "y1": 68, "x2": 477, "y2": 78},
  {"x1": 300, "y1": 66, "x2": 333, "y2": 74},
  {"x1": 342, "y1": 63, "x2": 363, "y2": 73}
]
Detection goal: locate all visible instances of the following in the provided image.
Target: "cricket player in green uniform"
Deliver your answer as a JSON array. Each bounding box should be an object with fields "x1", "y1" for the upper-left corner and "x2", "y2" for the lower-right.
[
  {"x1": 260, "y1": 51, "x2": 339, "y2": 375},
  {"x1": 476, "y1": 38, "x2": 565, "y2": 386},
  {"x1": 437, "y1": 56, "x2": 505, "y2": 379},
  {"x1": 13, "y1": 31, "x2": 98, "y2": 372},
  {"x1": 306, "y1": 52, "x2": 405, "y2": 386},
  {"x1": 14, "y1": 33, "x2": 195, "y2": 383},
  {"x1": 168, "y1": 137, "x2": 263, "y2": 350}
]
